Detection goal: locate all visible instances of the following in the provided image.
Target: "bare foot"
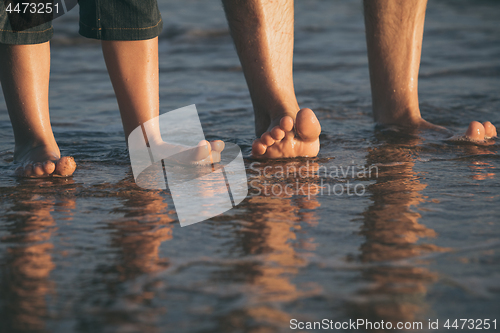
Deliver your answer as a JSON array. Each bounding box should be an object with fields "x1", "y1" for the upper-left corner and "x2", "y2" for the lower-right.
[
  {"x1": 482, "y1": 121, "x2": 497, "y2": 139},
  {"x1": 464, "y1": 121, "x2": 497, "y2": 142},
  {"x1": 178, "y1": 140, "x2": 225, "y2": 165},
  {"x1": 378, "y1": 116, "x2": 497, "y2": 144},
  {"x1": 150, "y1": 139, "x2": 225, "y2": 166},
  {"x1": 251, "y1": 108, "x2": 321, "y2": 159},
  {"x1": 14, "y1": 145, "x2": 76, "y2": 178},
  {"x1": 413, "y1": 118, "x2": 452, "y2": 135}
]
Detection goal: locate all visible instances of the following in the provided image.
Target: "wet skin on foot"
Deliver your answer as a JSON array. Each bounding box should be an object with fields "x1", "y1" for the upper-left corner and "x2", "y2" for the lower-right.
[
  {"x1": 13, "y1": 144, "x2": 76, "y2": 178},
  {"x1": 250, "y1": 109, "x2": 496, "y2": 159},
  {"x1": 172, "y1": 140, "x2": 225, "y2": 165},
  {"x1": 251, "y1": 108, "x2": 321, "y2": 159},
  {"x1": 13, "y1": 140, "x2": 225, "y2": 178},
  {"x1": 14, "y1": 140, "x2": 225, "y2": 178},
  {"x1": 464, "y1": 121, "x2": 497, "y2": 141}
]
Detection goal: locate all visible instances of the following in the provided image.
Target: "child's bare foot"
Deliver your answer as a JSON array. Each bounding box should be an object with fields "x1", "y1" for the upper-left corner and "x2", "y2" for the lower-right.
[
  {"x1": 14, "y1": 144, "x2": 76, "y2": 178},
  {"x1": 251, "y1": 108, "x2": 321, "y2": 159},
  {"x1": 170, "y1": 140, "x2": 225, "y2": 166},
  {"x1": 147, "y1": 139, "x2": 225, "y2": 166}
]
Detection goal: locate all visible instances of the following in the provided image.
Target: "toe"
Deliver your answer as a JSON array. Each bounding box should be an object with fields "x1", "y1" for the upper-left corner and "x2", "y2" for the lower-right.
[
  {"x1": 270, "y1": 126, "x2": 285, "y2": 141},
  {"x1": 199, "y1": 140, "x2": 212, "y2": 153},
  {"x1": 210, "y1": 140, "x2": 225, "y2": 152},
  {"x1": 261, "y1": 132, "x2": 275, "y2": 146},
  {"x1": 33, "y1": 162, "x2": 45, "y2": 176},
  {"x1": 465, "y1": 121, "x2": 485, "y2": 141},
  {"x1": 280, "y1": 116, "x2": 294, "y2": 132},
  {"x1": 296, "y1": 108, "x2": 321, "y2": 142},
  {"x1": 210, "y1": 150, "x2": 221, "y2": 163},
  {"x1": 252, "y1": 139, "x2": 267, "y2": 157},
  {"x1": 483, "y1": 121, "x2": 497, "y2": 139},
  {"x1": 15, "y1": 166, "x2": 23, "y2": 177},
  {"x1": 43, "y1": 160, "x2": 56, "y2": 174},
  {"x1": 209, "y1": 140, "x2": 224, "y2": 164},
  {"x1": 23, "y1": 164, "x2": 34, "y2": 177},
  {"x1": 54, "y1": 156, "x2": 76, "y2": 177},
  {"x1": 189, "y1": 140, "x2": 211, "y2": 161}
]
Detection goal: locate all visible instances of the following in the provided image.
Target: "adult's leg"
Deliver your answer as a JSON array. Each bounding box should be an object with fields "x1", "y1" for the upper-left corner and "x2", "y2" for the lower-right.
[
  {"x1": 222, "y1": 0, "x2": 321, "y2": 158},
  {"x1": 0, "y1": 42, "x2": 76, "y2": 177},
  {"x1": 363, "y1": 0, "x2": 496, "y2": 140},
  {"x1": 101, "y1": 38, "x2": 224, "y2": 164}
]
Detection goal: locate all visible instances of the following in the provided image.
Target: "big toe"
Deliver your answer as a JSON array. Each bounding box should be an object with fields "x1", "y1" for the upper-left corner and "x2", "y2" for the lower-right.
[
  {"x1": 54, "y1": 156, "x2": 76, "y2": 177},
  {"x1": 210, "y1": 140, "x2": 225, "y2": 163},
  {"x1": 465, "y1": 121, "x2": 485, "y2": 141},
  {"x1": 483, "y1": 121, "x2": 497, "y2": 139},
  {"x1": 210, "y1": 140, "x2": 225, "y2": 153},
  {"x1": 295, "y1": 108, "x2": 321, "y2": 142},
  {"x1": 189, "y1": 140, "x2": 212, "y2": 161}
]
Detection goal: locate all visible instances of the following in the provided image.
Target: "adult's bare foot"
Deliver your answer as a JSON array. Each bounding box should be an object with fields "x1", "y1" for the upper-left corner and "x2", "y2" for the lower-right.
[
  {"x1": 14, "y1": 144, "x2": 76, "y2": 178},
  {"x1": 481, "y1": 121, "x2": 497, "y2": 139},
  {"x1": 251, "y1": 108, "x2": 321, "y2": 159},
  {"x1": 223, "y1": 1, "x2": 321, "y2": 159},
  {"x1": 364, "y1": 1, "x2": 496, "y2": 147},
  {"x1": 379, "y1": 116, "x2": 497, "y2": 144},
  {"x1": 463, "y1": 121, "x2": 497, "y2": 142}
]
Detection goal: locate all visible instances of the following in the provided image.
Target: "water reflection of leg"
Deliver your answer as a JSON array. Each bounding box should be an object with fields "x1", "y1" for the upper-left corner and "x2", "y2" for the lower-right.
[
  {"x1": 248, "y1": 160, "x2": 321, "y2": 199},
  {"x1": 109, "y1": 190, "x2": 174, "y2": 276},
  {"x1": 218, "y1": 161, "x2": 321, "y2": 329},
  {"x1": 348, "y1": 137, "x2": 447, "y2": 328},
  {"x1": 94, "y1": 188, "x2": 174, "y2": 331},
  {"x1": 0, "y1": 193, "x2": 74, "y2": 332},
  {"x1": 460, "y1": 141, "x2": 497, "y2": 181}
]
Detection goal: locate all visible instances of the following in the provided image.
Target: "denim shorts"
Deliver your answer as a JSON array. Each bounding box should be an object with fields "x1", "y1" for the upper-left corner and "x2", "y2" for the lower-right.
[{"x1": 0, "y1": 0, "x2": 163, "y2": 44}]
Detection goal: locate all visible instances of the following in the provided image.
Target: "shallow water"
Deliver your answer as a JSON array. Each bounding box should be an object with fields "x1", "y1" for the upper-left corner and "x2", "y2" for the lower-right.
[{"x1": 1, "y1": 0, "x2": 499, "y2": 332}]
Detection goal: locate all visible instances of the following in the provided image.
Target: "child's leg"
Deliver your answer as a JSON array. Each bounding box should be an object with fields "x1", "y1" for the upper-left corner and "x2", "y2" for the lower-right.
[
  {"x1": 101, "y1": 38, "x2": 224, "y2": 164},
  {"x1": 0, "y1": 42, "x2": 76, "y2": 177},
  {"x1": 101, "y1": 38, "x2": 159, "y2": 139}
]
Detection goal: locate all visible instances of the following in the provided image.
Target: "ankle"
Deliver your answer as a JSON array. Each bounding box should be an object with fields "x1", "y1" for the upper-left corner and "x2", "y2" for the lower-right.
[{"x1": 373, "y1": 106, "x2": 424, "y2": 127}]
